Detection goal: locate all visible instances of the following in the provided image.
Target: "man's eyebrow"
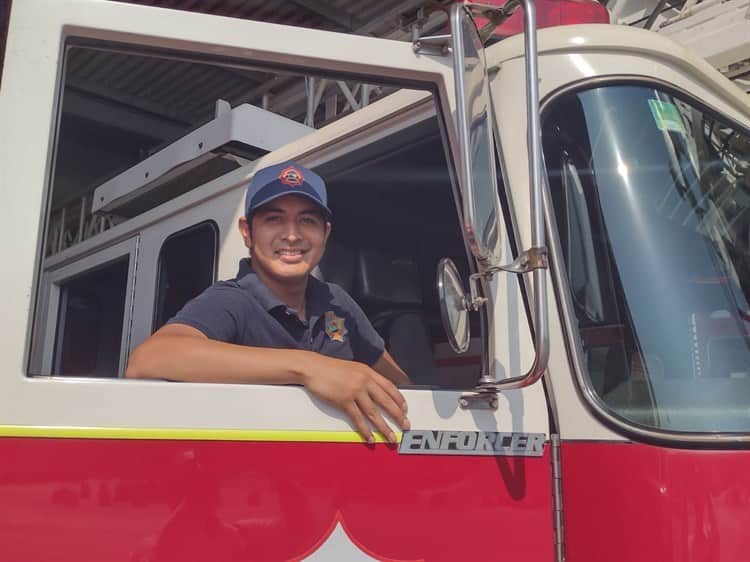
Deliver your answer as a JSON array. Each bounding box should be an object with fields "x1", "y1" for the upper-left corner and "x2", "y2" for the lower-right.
[{"x1": 255, "y1": 204, "x2": 321, "y2": 216}]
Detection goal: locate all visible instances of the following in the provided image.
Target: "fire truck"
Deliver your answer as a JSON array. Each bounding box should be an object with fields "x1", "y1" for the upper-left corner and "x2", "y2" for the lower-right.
[{"x1": 1, "y1": 0, "x2": 749, "y2": 560}]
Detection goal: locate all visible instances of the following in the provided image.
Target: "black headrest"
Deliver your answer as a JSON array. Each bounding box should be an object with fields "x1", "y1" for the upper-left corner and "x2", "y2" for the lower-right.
[
  {"x1": 355, "y1": 249, "x2": 422, "y2": 307},
  {"x1": 316, "y1": 240, "x2": 356, "y2": 294}
]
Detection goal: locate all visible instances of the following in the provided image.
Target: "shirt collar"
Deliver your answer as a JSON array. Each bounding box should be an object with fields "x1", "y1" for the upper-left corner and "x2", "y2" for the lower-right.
[
  {"x1": 236, "y1": 259, "x2": 329, "y2": 326},
  {"x1": 236, "y1": 259, "x2": 286, "y2": 312}
]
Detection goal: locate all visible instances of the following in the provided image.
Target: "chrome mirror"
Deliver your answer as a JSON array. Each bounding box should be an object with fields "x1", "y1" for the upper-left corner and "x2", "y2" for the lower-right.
[
  {"x1": 448, "y1": 1, "x2": 551, "y2": 410},
  {"x1": 451, "y1": 3, "x2": 502, "y2": 266},
  {"x1": 437, "y1": 258, "x2": 470, "y2": 354}
]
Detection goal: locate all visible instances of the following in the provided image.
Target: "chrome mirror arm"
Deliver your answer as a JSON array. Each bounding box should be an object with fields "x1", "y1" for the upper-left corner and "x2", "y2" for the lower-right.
[
  {"x1": 465, "y1": 246, "x2": 548, "y2": 310},
  {"x1": 460, "y1": 0, "x2": 550, "y2": 410},
  {"x1": 466, "y1": 0, "x2": 524, "y2": 44}
]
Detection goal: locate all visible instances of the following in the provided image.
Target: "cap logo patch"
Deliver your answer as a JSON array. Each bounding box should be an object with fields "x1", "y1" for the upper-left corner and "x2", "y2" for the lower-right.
[
  {"x1": 279, "y1": 166, "x2": 304, "y2": 187},
  {"x1": 324, "y1": 311, "x2": 347, "y2": 342}
]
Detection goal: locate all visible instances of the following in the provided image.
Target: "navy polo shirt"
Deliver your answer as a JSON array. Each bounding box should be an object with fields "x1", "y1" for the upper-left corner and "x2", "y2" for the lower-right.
[{"x1": 168, "y1": 259, "x2": 384, "y2": 366}]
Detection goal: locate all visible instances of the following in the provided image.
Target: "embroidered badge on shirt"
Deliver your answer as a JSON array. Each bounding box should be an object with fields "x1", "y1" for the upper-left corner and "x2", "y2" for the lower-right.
[
  {"x1": 279, "y1": 165, "x2": 304, "y2": 187},
  {"x1": 324, "y1": 311, "x2": 347, "y2": 342}
]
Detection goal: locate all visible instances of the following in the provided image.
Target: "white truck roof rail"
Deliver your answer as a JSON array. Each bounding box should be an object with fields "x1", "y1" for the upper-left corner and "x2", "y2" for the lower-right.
[{"x1": 92, "y1": 99, "x2": 312, "y2": 216}]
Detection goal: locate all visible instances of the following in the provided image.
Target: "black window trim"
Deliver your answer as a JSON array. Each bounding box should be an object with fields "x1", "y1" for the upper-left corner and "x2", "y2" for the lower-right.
[{"x1": 0, "y1": 0, "x2": 11, "y2": 92}]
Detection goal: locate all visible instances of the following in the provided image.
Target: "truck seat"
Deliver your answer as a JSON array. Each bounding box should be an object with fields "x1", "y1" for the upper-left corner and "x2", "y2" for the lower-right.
[
  {"x1": 313, "y1": 239, "x2": 356, "y2": 294},
  {"x1": 354, "y1": 249, "x2": 435, "y2": 385}
]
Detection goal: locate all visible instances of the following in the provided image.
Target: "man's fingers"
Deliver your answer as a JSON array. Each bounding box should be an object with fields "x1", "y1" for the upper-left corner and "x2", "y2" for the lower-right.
[
  {"x1": 372, "y1": 371, "x2": 408, "y2": 412},
  {"x1": 356, "y1": 394, "x2": 396, "y2": 443},
  {"x1": 368, "y1": 373, "x2": 409, "y2": 429},
  {"x1": 366, "y1": 380, "x2": 410, "y2": 431},
  {"x1": 345, "y1": 404, "x2": 375, "y2": 444}
]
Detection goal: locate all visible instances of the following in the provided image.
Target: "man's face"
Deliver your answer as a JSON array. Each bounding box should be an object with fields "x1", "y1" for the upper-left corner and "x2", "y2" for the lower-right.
[{"x1": 239, "y1": 195, "x2": 330, "y2": 286}]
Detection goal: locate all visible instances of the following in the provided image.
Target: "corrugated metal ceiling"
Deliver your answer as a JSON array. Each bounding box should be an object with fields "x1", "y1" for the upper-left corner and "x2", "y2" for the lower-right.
[
  {"x1": 53, "y1": 0, "x2": 451, "y2": 211},
  {"x1": 68, "y1": 0, "x2": 451, "y2": 127}
]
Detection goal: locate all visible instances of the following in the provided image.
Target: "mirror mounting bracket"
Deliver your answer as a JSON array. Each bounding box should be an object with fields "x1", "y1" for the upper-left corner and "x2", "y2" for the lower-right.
[
  {"x1": 412, "y1": 34, "x2": 452, "y2": 56},
  {"x1": 459, "y1": 389, "x2": 499, "y2": 410},
  {"x1": 496, "y1": 246, "x2": 549, "y2": 274},
  {"x1": 465, "y1": 246, "x2": 548, "y2": 310}
]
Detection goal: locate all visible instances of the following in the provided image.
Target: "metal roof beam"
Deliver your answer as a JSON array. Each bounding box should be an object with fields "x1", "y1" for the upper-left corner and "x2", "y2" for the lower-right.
[
  {"x1": 355, "y1": 0, "x2": 428, "y2": 35},
  {"x1": 288, "y1": 0, "x2": 359, "y2": 30},
  {"x1": 225, "y1": 0, "x2": 443, "y2": 123},
  {"x1": 65, "y1": 78, "x2": 191, "y2": 124},
  {"x1": 63, "y1": 89, "x2": 188, "y2": 141}
]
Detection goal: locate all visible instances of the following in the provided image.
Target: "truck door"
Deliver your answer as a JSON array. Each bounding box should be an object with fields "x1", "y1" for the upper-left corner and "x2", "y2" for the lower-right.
[{"x1": 0, "y1": 2, "x2": 553, "y2": 560}]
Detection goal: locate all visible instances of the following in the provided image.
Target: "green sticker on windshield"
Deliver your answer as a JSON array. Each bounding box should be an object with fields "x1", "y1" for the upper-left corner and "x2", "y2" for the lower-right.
[{"x1": 648, "y1": 99, "x2": 685, "y2": 134}]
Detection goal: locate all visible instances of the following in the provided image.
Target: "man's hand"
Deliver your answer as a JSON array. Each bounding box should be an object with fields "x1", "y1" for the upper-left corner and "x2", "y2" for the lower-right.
[{"x1": 299, "y1": 354, "x2": 410, "y2": 444}]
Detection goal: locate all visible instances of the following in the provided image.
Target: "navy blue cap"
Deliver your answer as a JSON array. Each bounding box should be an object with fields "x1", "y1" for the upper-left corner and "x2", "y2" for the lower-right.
[{"x1": 245, "y1": 161, "x2": 332, "y2": 219}]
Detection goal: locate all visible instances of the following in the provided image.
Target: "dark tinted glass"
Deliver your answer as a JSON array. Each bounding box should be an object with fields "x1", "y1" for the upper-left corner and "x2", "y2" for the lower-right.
[
  {"x1": 0, "y1": 1, "x2": 11, "y2": 91},
  {"x1": 54, "y1": 258, "x2": 129, "y2": 377},
  {"x1": 154, "y1": 221, "x2": 217, "y2": 331},
  {"x1": 544, "y1": 85, "x2": 750, "y2": 433}
]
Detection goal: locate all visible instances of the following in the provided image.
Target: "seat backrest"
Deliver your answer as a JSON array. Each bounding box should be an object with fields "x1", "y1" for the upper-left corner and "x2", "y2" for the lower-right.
[
  {"x1": 354, "y1": 249, "x2": 435, "y2": 384},
  {"x1": 314, "y1": 239, "x2": 356, "y2": 294},
  {"x1": 355, "y1": 249, "x2": 422, "y2": 310}
]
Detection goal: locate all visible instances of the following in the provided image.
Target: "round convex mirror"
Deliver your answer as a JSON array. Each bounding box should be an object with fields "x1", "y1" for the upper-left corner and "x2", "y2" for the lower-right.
[{"x1": 437, "y1": 258, "x2": 470, "y2": 354}]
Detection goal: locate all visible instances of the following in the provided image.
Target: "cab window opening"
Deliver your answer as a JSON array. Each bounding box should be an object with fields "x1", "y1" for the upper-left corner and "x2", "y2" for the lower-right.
[{"x1": 32, "y1": 38, "x2": 480, "y2": 390}]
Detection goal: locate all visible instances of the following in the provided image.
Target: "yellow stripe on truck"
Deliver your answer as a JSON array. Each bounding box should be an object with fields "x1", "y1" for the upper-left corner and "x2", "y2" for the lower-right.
[{"x1": 0, "y1": 425, "x2": 400, "y2": 443}]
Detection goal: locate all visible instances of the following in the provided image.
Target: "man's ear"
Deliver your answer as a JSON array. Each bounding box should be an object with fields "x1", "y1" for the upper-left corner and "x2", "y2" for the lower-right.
[
  {"x1": 324, "y1": 221, "x2": 332, "y2": 244},
  {"x1": 238, "y1": 216, "x2": 252, "y2": 250}
]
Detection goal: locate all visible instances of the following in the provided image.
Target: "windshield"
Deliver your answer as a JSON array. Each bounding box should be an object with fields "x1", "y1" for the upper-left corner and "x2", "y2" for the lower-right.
[{"x1": 543, "y1": 84, "x2": 750, "y2": 433}]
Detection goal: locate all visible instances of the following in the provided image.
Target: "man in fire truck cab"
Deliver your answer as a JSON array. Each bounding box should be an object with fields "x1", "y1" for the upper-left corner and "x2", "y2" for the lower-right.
[{"x1": 125, "y1": 161, "x2": 411, "y2": 444}]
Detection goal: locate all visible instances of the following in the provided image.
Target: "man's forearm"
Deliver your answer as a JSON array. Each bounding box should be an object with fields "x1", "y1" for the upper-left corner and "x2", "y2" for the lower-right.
[
  {"x1": 126, "y1": 325, "x2": 410, "y2": 443},
  {"x1": 126, "y1": 332, "x2": 308, "y2": 385}
]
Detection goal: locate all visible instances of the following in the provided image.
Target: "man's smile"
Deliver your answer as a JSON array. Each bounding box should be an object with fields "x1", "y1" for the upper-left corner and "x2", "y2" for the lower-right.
[{"x1": 276, "y1": 248, "x2": 308, "y2": 263}]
